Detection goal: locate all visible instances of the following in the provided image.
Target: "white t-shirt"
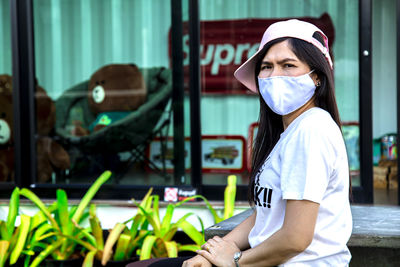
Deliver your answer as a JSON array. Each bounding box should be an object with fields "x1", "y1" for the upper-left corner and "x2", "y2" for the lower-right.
[{"x1": 248, "y1": 107, "x2": 352, "y2": 266}]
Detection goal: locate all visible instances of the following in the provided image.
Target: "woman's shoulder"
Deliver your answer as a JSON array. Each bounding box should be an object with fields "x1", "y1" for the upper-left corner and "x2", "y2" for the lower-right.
[
  {"x1": 291, "y1": 108, "x2": 342, "y2": 140},
  {"x1": 298, "y1": 107, "x2": 339, "y2": 131}
]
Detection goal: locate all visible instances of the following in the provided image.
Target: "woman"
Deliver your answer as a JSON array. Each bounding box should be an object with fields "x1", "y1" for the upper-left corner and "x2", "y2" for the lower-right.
[{"x1": 148, "y1": 19, "x2": 352, "y2": 267}]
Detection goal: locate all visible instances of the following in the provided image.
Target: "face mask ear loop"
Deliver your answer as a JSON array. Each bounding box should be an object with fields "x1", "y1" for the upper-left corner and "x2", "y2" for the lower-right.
[{"x1": 308, "y1": 69, "x2": 319, "y2": 88}]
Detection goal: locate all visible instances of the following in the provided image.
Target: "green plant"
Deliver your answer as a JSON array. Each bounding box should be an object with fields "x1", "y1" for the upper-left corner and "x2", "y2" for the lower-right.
[
  {"x1": 135, "y1": 174, "x2": 237, "y2": 260},
  {"x1": 180, "y1": 174, "x2": 237, "y2": 224},
  {"x1": 0, "y1": 187, "x2": 33, "y2": 267},
  {"x1": 135, "y1": 191, "x2": 206, "y2": 260},
  {"x1": 19, "y1": 170, "x2": 112, "y2": 267},
  {"x1": 82, "y1": 188, "x2": 154, "y2": 266}
]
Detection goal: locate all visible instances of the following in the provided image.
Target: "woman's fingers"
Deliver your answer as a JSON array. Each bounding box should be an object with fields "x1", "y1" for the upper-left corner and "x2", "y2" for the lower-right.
[
  {"x1": 182, "y1": 255, "x2": 212, "y2": 267},
  {"x1": 212, "y1": 236, "x2": 224, "y2": 242}
]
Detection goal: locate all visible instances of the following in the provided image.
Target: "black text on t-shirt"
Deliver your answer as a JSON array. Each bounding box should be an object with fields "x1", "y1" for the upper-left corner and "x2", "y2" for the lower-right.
[{"x1": 254, "y1": 185, "x2": 273, "y2": 208}]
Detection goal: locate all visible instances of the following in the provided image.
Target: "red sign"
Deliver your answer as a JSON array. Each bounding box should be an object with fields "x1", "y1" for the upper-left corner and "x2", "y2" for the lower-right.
[{"x1": 169, "y1": 13, "x2": 335, "y2": 94}]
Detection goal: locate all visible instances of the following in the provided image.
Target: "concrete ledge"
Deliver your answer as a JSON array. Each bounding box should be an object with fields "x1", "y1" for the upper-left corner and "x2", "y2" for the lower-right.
[{"x1": 205, "y1": 205, "x2": 400, "y2": 249}]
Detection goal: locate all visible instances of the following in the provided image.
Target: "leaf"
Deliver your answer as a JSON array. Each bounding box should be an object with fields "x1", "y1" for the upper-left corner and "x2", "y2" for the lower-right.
[
  {"x1": 224, "y1": 175, "x2": 237, "y2": 219},
  {"x1": 178, "y1": 244, "x2": 201, "y2": 252},
  {"x1": 10, "y1": 214, "x2": 31, "y2": 264},
  {"x1": 61, "y1": 233, "x2": 97, "y2": 251},
  {"x1": 176, "y1": 220, "x2": 204, "y2": 245},
  {"x1": 163, "y1": 240, "x2": 178, "y2": 258},
  {"x1": 30, "y1": 223, "x2": 53, "y2": 244},
  {"x1": 6, "y1": 188, "x2": 19, "y2": 240},
  {"x1": 56, "y1": 189, "x2": 73, "y2": 256},
  {"x1": 56, "y1": 189, "x2": 70, "y2": 234},
  {"x1": 0, "y1": 221, "x2": 7, "y2": 240},
  {"x1": 127, "y1": 213, "x2": 143, "y2": 239},
  {"x1": 0, "y1": 240, "x2": 10, "y2": 267},
  {"x1": 82, "y1": 250, "x2": 96, "y2": 267},
  {"x1": 126, "y1": 229, "x2": 150, "y2": 257},
  {"x1": 136, "y1": 206, "x2": 160, "y2": 237},
  {"x1": 140, "y1": 235, "x2": 157, "y2": 260},
  {"x1": 101, "y1": 223, "x2": 126, "y2": 265},
  {"x1": 71, "y1": 170, "x2": 112, "y2": 224},
  {"x1": 113, "y1": 233, "x2": 131, "y2": 261},
  {"x1": 19, "y1": 189, "x2": 60, "y2": 231},
  {"x1": 175, "y1": 195, "x2": 222, "y2": 223},
  {"x1": 30, "y1": 238, "x2": 64, "y2": 267},
  {"x1": 160, "y1": 204, "x2": 174, "y2": 237},
  {"x1": 89, "y1": 205, "x2": 103, "y2": 250},
  {"x1": 29, "y1": 211, "x2": 47, "y2": 231},
  {"x1": 75, "y1": 228, "x2": 97, "y2": 248},
  {"x1": 153, "y1": 195, "x2": 161, "y2": 229}
]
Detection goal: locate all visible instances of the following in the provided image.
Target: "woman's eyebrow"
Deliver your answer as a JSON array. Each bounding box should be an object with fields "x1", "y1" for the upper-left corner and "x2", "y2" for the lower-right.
[{"x1": 261, "y1": 58, "x2": 298, "y2": 65}]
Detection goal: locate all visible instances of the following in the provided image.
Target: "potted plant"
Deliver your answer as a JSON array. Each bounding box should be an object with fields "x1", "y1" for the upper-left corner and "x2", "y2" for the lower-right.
[
  {"x1": 82, "y1": 188, "x2": 154, "y2": 266},
  {"x1": 0, "y1": 187, "x2": 32, "y2": 267},
  {"x1": 19, "y1": 170, "x2": 112, "y2": 267},
  {"x1": 135, "y1": 191, "x2": 205, "y2": 260}
]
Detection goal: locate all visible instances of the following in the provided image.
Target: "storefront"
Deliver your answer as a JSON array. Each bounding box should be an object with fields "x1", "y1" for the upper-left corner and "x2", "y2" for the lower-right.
[{"x1": 0, "y1": 0, "x2": 398, "y2": 205}]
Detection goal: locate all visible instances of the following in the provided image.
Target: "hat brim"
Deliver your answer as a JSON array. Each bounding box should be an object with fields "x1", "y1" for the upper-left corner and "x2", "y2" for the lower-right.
[{"x1": 233, "y1": 47, "x2": 264, "y2": 93}]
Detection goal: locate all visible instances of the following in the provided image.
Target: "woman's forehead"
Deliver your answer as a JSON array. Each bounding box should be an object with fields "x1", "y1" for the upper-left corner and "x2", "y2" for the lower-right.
[{"x1": 262, "y1": 40, "x2": 299, "y2": 63}]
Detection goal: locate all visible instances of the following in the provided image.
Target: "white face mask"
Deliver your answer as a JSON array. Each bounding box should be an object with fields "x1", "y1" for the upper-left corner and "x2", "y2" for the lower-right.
[{"x1": 258, "y1": 70, "x2": 316, "y2": 115}]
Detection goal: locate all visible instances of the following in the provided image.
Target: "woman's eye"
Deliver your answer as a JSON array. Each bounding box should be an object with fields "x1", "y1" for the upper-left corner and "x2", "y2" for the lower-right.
[
  {"x1": 261, "y1": 65, "x2": 272, "y2": 70},
  {"x1": 284, "y1": 64, "x2": 295, "y2": 68}
]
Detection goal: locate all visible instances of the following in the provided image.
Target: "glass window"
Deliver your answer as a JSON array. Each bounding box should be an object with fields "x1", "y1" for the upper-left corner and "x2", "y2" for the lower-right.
[
  {"x1": 372, "y1": 0, "x2": 397, "y2": 205},
  {"x1": 197, "y1": 0, "x2": 360, "y2": 187},
  {"x1": 0, "y1": 0, "x2": 14, "y2": 183},
  {"x1": 33, "y1": 0, "x2": 188, "y2": 187}
]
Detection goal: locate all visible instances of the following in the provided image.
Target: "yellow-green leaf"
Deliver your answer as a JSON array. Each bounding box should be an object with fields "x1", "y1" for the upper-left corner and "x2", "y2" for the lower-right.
[
  {"x1": 30, "y1": 238, "x2": 64, "y2": 267},
  {"x1": 10, "y1": 214, "x2": 31, "y2": 264},
  {"x1": 140, "y1": 235, "x2": 157, "y2": 260},
  {"x1": 224, "y1": 175, "x2": 237, "y2": 219},
  {"x1": 113, "y1": 234, "x2": 131, "y2": 261},
  {"x1": 0, "y1": 221, "x2": 7, "y2": 240},
  {"x1": 176, "y1": 220, "x2": 204, "y2": 245},
  {"x1": 160, "y1": 204, "x2": 174, "y2": 237},
  {"x1": 89, "y1": 205, "x2": 103, "y2": 250},
  {"x1": 29, "y1": 211, "x2": 47, "y2": 231},
  {"x1": 56, "y1": 189, "x2": 70, "y2": 234},
  {"x1": 19, "y1": 189, "x2": 60, "y2": 231},
  {"x1": 0, "y1": 240, "x2": 10, "y2": 267},
  {"x1": 137, "y1": 206, "x2": 160, "y2": 236},
  {"x1": 82, "y1": 250, "x2": 96, "y2": 267},
  {"x1": 178, "y1": 244, "x2": 201, "y2": 252},
  {"x1": 6, "y1": 188, "x2": 19, "y2": 239},
  {"x1": 164, "y1": 240, "x2": 177, "y2": 258},
  {"x1": 31, "y1": 223, "x2": 53, "y2": 244},
  {"x1": 101, "y1": 223, "x2": 126, "y2": 265},
  {"x1": 71, "y1": 170, "x2": 112, "y2": 223}
]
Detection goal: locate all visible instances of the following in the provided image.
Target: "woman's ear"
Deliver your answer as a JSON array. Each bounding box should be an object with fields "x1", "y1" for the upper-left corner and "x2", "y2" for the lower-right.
[{"x1": 310, "y1": 72, "x2": 320, "y2": 87}]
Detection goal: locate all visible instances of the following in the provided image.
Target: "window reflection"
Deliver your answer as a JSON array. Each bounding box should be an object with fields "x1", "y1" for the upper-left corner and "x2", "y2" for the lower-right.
[
  {"x1": 33, "y1": 0, "x2": 178, "y2": 185},
  {"x1": 197, "y1": 0, "x2": 359, "y2": 186},
  {"x1": 0, "y1": 0, "x2": 13, "y2": 183}
]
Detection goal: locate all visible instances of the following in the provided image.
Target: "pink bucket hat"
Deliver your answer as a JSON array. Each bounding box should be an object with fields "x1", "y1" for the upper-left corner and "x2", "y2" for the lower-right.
[{"x1": 234, "y1": 19, "x2": 333, "y2": 92}]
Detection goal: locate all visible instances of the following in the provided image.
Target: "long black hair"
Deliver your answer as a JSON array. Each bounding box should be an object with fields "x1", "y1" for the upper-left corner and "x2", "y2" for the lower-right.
[{"x1": 249, "y1": 33, "x2": 343, "y2": 205}]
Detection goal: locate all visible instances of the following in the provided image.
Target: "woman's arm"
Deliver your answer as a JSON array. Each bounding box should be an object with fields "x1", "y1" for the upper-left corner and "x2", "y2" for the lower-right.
[
  {"x1": 238, "y1": 199, "x2": 319, "y2": 267},
  {"x1": 183, "y1": 210, "x2": 256, "y2": 267},
  {"x1": 221, "y1": 209, "x2": 256, "y2": 250},
  {"x1": 198, "y1": 200, "x2": 319, "y2": 267}
]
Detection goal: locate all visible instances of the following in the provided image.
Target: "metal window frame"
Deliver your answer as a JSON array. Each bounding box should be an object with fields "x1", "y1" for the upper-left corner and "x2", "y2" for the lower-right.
[
  {"x1": 10, "y1": 0, "x2": 37, "y2": 189},
  {"x1": 351, "y1": 0, "x2": 373, "y2": 203},
  {"x1": 397, "y1": 0, "x2": 400, "y2": 206}
]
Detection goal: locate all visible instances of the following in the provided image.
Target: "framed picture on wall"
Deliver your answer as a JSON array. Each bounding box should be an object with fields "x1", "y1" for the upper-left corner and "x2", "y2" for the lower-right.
[
  {"x1": 247, "y1": 122, "x2": 259, "y2": 172},
  {"x1": 147, "y1": 137, "x2": 191, "y2": 172},
  {"x1": 202, "y1": 135, "x2": 246, "y2": 173}
]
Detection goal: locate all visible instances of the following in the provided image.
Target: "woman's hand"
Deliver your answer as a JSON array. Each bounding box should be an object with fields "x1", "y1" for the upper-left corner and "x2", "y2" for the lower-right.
[
  {"x1": 182, "y1": 255, "x2": 212, "y2": 267},
  {"x1": 196, "y1": 236, "x2": 240, "y2": 267}
]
